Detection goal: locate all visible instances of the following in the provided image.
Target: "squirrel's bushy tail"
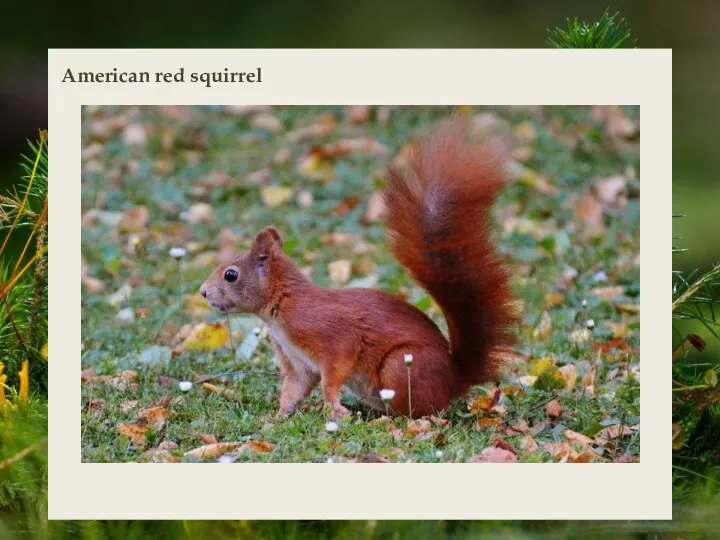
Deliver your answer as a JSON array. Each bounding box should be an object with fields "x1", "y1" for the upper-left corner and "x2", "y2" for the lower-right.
[{"x1": 384, "y1": 119, "x2": 517, "y2": 393}]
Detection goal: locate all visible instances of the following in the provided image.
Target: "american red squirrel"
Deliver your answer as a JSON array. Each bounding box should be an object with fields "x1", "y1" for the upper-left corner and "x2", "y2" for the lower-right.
[{"x1": 200, "y1": 119, "x2": 518, "y2": 419}]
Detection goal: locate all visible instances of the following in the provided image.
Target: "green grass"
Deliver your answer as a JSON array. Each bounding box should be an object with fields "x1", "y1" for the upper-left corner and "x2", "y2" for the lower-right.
[{"x1": 80, "y1": 105, "x2": 640, "y2": 464}]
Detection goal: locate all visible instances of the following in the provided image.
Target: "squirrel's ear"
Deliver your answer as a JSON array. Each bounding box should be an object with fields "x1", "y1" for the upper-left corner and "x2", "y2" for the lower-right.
[{"x1": 252, "y1": 226, "x2": 283, "y2": 260}]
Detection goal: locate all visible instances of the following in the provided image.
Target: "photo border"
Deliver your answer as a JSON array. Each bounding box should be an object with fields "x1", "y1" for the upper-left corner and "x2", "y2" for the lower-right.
[{"x1": 48, "y1": 48, "x2": 671, "y2": 520}]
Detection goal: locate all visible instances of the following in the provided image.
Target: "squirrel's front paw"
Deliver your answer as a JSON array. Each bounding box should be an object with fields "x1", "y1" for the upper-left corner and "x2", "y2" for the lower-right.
[{"x1": 274, "y1": 405, "x2": 296, "y2": 420}]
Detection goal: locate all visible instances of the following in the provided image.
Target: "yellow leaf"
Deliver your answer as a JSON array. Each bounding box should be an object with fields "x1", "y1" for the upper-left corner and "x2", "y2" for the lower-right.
[
  {"x1": 40, "y1": 343, "x2": 48, "y2": 361},
  {"x1": 296, "y1": 154, "x2": 334, "y2": 180},
  {"x1": 544, "y1": 291, "x2": 565, "y2": 308},
  {"x1": 533, "y1": 311, "x2": 552, "y2": 341},
  {"x1": 529, "y1": 357, "x2": 555, "y2": 376},
  {"x1": 182, "y1": 323, "x2": 229, "y2": 352},
  {"x1": 202, "y1": 382, "x2": 239, "y2": 401},
  {"x1": 18, "y1": 361, "x2": 29, "y2": 401},
  {"x1": 260, "y1": 186, "x2": 293, "y2": 208}
]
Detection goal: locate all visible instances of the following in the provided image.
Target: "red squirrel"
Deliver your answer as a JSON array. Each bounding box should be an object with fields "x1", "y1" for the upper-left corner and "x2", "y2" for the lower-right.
[{"x1": 199, "y1": 119, "x2": 518, "y2": 419}]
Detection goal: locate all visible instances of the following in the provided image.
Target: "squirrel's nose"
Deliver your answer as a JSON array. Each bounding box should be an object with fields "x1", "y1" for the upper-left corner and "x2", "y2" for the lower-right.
[{"x1": 200, "y1": 285, "x2": 207, "y2": 298}]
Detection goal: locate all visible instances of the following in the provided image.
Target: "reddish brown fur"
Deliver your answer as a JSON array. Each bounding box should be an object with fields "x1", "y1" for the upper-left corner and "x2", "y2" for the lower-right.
[{"x1": 200, "y1": 119, "x2": 517, "y2": 419}]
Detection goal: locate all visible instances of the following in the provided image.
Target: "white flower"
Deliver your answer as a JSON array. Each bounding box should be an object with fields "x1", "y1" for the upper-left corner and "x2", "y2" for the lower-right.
[
  {"x1": 253, "y1": 327, "x2": 261, "y2": 336},
  {"x1": 435, "y1": 450, "x2": 443, "y2": 458},
  {"x1": 169, "y1": 247, "x2": 187, "y2": 259},
  {"x1": 326, "y1": 456, "x2": 335, "y2": 463},
  {"x1": 217, "y1": 454, "x2": 235, "y2": 463},
  {"x1": 585, "y1": 318, "x2": 596, "y2": 329},
  {"x1": 325, "y1": 421, "x2": 339, "y2": 432},
  {"x1": 581, "y1": 299, "x2": 588, "y2": 308},
  {"x1": 179, "y1": 381, "x2": 193, "y2": 392},
  {"x1": 404, "y1": 353, "x2": 414, "y2": 366},
  {"x1": 379, "y1": 388, "x2": 396, "y2": 402}
]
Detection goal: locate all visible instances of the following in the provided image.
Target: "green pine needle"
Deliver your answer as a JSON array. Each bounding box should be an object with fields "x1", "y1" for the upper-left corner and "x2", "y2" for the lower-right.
[{"x1": 547, "y1": 10, "x2": 637, "y2": 49}]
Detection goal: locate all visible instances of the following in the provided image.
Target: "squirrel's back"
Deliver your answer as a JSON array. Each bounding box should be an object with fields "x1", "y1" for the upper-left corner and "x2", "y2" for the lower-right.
[{"x1": 384, "y1": 118, "x2": 518, "y2": 394}]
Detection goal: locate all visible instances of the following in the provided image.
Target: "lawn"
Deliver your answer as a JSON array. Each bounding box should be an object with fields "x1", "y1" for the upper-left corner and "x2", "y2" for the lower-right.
[{"x1": 80, "y1": 105, "x2": 640, "y2": 464}]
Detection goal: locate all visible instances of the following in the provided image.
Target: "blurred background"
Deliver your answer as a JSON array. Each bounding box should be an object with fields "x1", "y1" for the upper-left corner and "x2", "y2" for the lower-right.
[{"x1": 1, "y1": 0, "x2": 717, "y2": 271}]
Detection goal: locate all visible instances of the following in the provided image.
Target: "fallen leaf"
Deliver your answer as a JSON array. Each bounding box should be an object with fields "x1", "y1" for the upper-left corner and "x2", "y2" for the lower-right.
[
  {"x1": 296, "y1": 152, "x2": 335, "y2": 181},
  {"x1": 563, "y1": 429, "x2": 593, "y2": 447},
  {"x1": 202, "y1": 382, "x2": 239, "y2": 401},
  {"x1": 260, "y1": 186, "x2": 293, "y2": 208},
  {"x1": 505, "y1": 418, "x2": 529, "y2": 435},
  {"x1": 118, "y1": 206, "x2": 150, "y2": 233},
  {"x1": 597, "y1": 424, "x2": 633, "y2": 440},
  {"x1": 558, "y1": 364, "x2": 578, "y2": 390},
  {"x1": 328, "y1": 260, "x2": 352, "y2": 286},
  {"x1": 184, "y1": 442, "x2": 243, "y2": 460},
  {"x1": 478, "y1": 417, "x2": 503, "y2": 430},
  {"x1": 364, "y1": 192, "x2": 386, "y2": 223},
  {"x1": 123, "y1": 123, "x2": 147, "y2": 146},
  {"x1": 514, "y1": 121, "x2": 537, "y2": 141},
  {"x1": 197, "y1": 433, "x2": 218, "y2": 445},
  {"x1": 251, "y1": 113, "x2": 283, "y2": 133},
  {"x1": 405, "y1": 419, "x2": 433, "y2": 440},
  {"x1": 178, "y1": 323, "x2": 229, "y2": 352},
  {"x1": 86, "y1": 399, "x2": 106, "y2": 418},
  {"x1": 545, "y1": 399, "x2": 563, "y2": 419},
  {"x1": 239, "y1": 440, "x2": 276, "y2": 455},
  {"x1": 569, "y1": 328, "x2": 592, "y2": 344},
  {"x1": 108, "y1": 283, "x2": 133, "y2": 307},
  {"x1": 81, "y1": 367, "x2": 96, "y2": 382},
  {"x1": 590, "y1": 286, "x2": 625, "y2": 300},
  {"x1": 616, "y1": 303, "x2": 640, "y2": 315},
  {"x1": 544, "y1": 291, "x2": 566, "y2": 308},
  {"x1": 469, "y1": 446, "x2": 517, "y2": 463},
  {"x1": 136, "y1": 407, "x2": 172, "y2": 430},
  {"x1": 596, "y1": 175, "x2": 627, "y2": 207},
  {"x1": 575, "y1": 193, "x2": 604, "y2": 235},
  {"x1": 139, "y1": 442, "x2": 181, "y2": 463},
  {"x1": 285, "y1": 119, "x2": 336, "y2": 143},
  {"x1": 116, "y1": 423, "x2": 148, "y2": 446},
  {"x1": 490, "y1": 436, "x2": 516, "y2": 454},
  {"x1": 533, "y1": 311, "x2": 552, "y2": 341},
  {"x1": 519, "y1": 435, "x2": 539, "y2": 454},
  {"x1": 187, "y1": 202, "x2": 215, "y2": 224}
]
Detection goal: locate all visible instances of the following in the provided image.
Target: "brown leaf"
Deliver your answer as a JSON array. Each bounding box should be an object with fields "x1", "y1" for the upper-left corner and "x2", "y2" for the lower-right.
[
  {"x1": 505, "y1": 418, "x2": 529, "y2": 435},
  {"x1": 116, "y1": 423, "x2": 148, "y2": 446},
  {"x1": 184, "y1": 442, "x2": 243, "y2": 460},
  {"x1": 597, "y1": 424, "x2": 634, "y2": 440},
  {"x1": 478, "y1": 417, "x2": 503, "y2": 430},
  {"x1": 202, "y1": 382, "x2": 239, "y2": 401},
  {"x1": 519, "y1": 435, "x2": 539, "y2": 454},
  {"x1": 575, "y1": 194, "x2": 604, "y2": 234},
  {"x1": 81, "y1": 367, "x2": 96, "y2": 382},
  {"x1": 590, "y1": 286, "x2": 625, "y2": 300},
  {"x1": 405, "y1": 419, "x2": 433, "y2": 440},
  {"x1": 136, "y1": 407, "x2": 172, "y2": 430},
  {"x1": 469, "y1": 446, "x2": 517, "y2": 463},
  {"x1": 545, "y1": 399, "x2": 563, "y2": 419},
  {"x1": 197, "y1": 433, "x2": 218, "y2": 445},
  {"x1": 490, "y1": 436, "x2": 516, "y2": 454},
  {"x1": 118, "y1": 206, "x2": 150, "y2": 233},
  {"x1": 563, "y1": 429, "x2": 593, "y2": 447},
  {"x1": 240, "y1": 440, "x2": 276, "y2": 455}
]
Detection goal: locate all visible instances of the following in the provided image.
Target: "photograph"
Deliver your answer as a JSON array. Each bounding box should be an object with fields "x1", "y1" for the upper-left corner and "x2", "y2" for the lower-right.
[{"x1": 79, "y1": 104, "x2": 640, "y2": 464}]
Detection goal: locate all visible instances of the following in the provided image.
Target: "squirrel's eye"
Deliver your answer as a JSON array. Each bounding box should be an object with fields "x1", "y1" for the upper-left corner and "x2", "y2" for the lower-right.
[{"x1": 224, "y1": 269, "x2": 239, "y2": 283}]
